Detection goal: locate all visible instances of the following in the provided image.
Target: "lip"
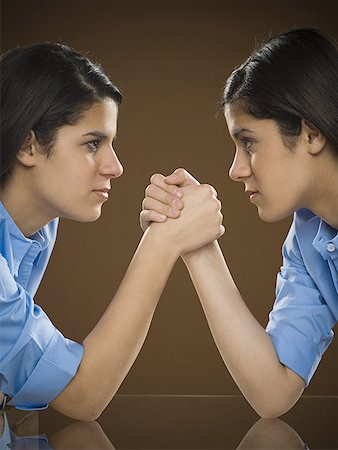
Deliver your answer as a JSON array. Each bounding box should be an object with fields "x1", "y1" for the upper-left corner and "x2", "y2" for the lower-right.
[
  {"x1": 245, "y1": 190, "x2": 259, "y2": 201},
  {"x1": 93, "y1": 188, "x2": 110, "y2": 200},
  {"x1": 249, "y1": 192, "x2": 259, "y2": 201}
]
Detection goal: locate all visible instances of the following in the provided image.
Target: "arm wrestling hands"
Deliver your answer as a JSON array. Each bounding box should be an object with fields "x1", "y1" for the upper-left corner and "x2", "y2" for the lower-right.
[
  {"x1": 140, "y1": 168, "x2": 305, "y2": 419},
  {"x1": 146, "y1": 177, "x2": 225, "y2": 256},
  {"x1": 140, "y1": 168, "x2": 199, "y2": 232},
  {"x1": 51, "y1": 170, "x2": 223, "y2": 421}
]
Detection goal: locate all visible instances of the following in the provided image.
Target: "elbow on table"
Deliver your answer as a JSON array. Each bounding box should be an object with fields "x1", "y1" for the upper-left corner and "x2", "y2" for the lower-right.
[
  {"x1": 255, "y1": 402, "x2": 291, "y2": 419},
  {"x1": 250, "y1": 366, "x2": 306, "y2": 419},
  {"x1": 252, "y1": 389, "x2": 304, "y2": 419},
  {"x1": 67, "y1": 404, "x2": 104, "y2": 422},
  {"x1": 51, "y1": 389, "x2": 114, "y2": 422}
]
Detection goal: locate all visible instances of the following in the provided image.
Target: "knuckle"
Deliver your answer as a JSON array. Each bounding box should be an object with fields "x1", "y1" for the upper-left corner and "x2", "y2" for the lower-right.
[
  {"x1": 150, "y1": 173, "x2": 164, "y2": 184},
  {"x1": 145, "y1": 184, "x2": 152, "y2": 196},
  {"x1": 142, "y1": 198, "x2": 152, "y2": 210},
  {"x1": 150, "y1": 173, "x2": 157, "y2": 183},
  {"x1": 169, "y1": 185, "x2": 179, "y2": 195},
  {"x1": 139, "y1": 211, "x2": 146, "y2": 225},
  {"x1": 165, "y1": 193, "x2": 174, "y2": 204},
  {"x1": 201, "y1": 184, "x2": 216, "y2": 196},
  {"x1": 199, "y1": 184, "x2": 208, "y2": 196}
]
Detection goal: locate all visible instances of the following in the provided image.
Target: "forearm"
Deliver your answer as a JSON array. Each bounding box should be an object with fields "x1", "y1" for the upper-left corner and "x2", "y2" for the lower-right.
[
  {"x1": 51, "y1": 227, "x2": 177, "y2": 420},
  {"x1": 183, "y1": 241, "x2": 304, "y2": 417}
]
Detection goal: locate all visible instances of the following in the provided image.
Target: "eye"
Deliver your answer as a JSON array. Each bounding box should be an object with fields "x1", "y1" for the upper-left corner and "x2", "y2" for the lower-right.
[
  {"x1": 241, "y1": 137, "x2": 254, "y2": 153},
  {"x1": 86, "y1": 139, "x2": 101, "y2": 153}
]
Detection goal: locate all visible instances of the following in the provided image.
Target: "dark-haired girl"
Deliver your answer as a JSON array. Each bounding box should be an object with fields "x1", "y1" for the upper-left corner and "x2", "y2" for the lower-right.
[
  {"x1": 141, "y1": 28, "x2": 338, "y2": 417},
  {"x1": 0, "y1": 43, "x2": 224, "y2": 419}
]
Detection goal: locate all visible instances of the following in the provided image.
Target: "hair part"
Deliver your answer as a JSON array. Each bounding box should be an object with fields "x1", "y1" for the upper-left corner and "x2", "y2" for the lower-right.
[
  {"x1": 223, "y1": 28, "x2": 338, "y2": 153},
  {"x1": 0, "y1": 42, "x2": 122, "y2": 184}
]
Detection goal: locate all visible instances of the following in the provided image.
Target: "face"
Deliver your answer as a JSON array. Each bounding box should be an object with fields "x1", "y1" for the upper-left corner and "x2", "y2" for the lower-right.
[
  {"x1": 225, "y1": 104, "x2": 314, "y2": 222},
  {"x1": 31, "y1": 98, "x2": 123, "y2": 222}
]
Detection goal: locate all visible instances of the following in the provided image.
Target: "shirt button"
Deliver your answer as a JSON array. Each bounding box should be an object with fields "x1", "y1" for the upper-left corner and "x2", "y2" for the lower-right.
[{"x1": 326, "y1": 242, "x2": 336, "y2": 252}]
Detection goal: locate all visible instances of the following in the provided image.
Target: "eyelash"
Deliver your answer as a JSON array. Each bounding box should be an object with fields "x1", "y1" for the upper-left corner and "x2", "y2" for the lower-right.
[
  {"x1": 86, "y1": 139, "x2": 101, "y2": 153},
  {"x1": 240, "y1": 137, "x2": 254, "y2": 152}
]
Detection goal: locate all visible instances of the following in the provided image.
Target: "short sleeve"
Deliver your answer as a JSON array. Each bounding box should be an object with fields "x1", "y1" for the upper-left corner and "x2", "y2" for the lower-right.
[
  {"x1": 266, "y1": 220, "x2": 336, "y2": 386},
  {"x1": 0, "y1": 254, "x2": 84, "y2": 410},
  {"x1": 7, "y1": 328, "x2": 84, "y2": 410}
]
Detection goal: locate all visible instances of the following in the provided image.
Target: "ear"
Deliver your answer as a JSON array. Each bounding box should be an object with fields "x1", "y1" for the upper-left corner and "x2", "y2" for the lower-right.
[
  {"x1": 301, "y1": 119, "x2": 326, "y2": 155},
  {"x1": 16, "y1": 130, "x2": 40, "y2": 167}
]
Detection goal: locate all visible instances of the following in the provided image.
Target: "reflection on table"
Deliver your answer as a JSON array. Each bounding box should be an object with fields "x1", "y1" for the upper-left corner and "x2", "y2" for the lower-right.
[{"x1": 1, "y1": 395, "x2": 336, "y2": 449}]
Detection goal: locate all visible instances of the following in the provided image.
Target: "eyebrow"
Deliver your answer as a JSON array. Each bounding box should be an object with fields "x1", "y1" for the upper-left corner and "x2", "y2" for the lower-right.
[
  {"x1": 83, "y1": 131, "x2": 107, "y2": 139},
  {"x1": 233, "y1": 127, "x2": 253, "y2": 139},
  {"x1": 82, "y1": 131, "x2": 117, "y2": 141}
]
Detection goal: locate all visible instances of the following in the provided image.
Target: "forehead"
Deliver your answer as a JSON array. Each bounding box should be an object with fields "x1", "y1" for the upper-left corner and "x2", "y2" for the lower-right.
[
  {"x1": 77, "y1": 99, "x2": 118, "y2": 133},
  {"x1": 224, "y1": 103, "x2": 279, "y2": 139},
  {"x1": 56, "y1": 98, "x2": 119, "y2": 140},
  {"x1": 224, "y1": 103, "x2": 257, "y2": 135}
]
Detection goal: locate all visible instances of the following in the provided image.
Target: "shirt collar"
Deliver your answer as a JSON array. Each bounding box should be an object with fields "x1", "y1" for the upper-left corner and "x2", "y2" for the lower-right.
[
  {"x1": 0, "y1": 201, "x2": 49, "y2": 264},
  {"x1": 313, "y1": 216, "x2": 338, "y2": 260}
]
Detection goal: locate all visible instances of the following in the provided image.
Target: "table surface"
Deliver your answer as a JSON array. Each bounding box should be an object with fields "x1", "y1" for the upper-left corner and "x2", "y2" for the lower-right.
[{"x1": 2, "y1": 394, "x2": 337, "y2": 449}]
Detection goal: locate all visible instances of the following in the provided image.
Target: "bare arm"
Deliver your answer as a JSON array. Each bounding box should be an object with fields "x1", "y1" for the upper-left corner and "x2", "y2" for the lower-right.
[
  {"x1": 51, "y1": 183, "x2": 224, "y2": 421},
  {"x1": 51, "y1": 230, "x2": 176, "y2": 420},
  {"x1": 141, "y1": 169, "x2": 305, "y2": 418},
  {"x1": 183, "y1": 241, "x2": 304, "y2": 418}
]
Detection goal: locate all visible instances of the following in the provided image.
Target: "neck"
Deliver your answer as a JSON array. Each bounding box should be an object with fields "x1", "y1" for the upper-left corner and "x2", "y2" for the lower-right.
[
  {"x1": 307, "y1": 149, "x2": 338, "y2": 229},
  {"x1": 0, "y1": 174, "x2": 53, "y2": 237}
]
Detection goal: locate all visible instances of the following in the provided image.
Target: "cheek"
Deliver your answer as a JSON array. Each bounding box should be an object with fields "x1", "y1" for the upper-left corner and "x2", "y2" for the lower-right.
[{"x1": 253, "y1": 154, "x2": 289, "y2": 187}]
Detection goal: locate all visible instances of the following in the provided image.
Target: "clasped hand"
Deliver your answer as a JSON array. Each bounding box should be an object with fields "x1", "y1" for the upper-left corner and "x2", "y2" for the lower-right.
[{"x1": 140, "y1": 168, "x2": 225, "y2": 256}]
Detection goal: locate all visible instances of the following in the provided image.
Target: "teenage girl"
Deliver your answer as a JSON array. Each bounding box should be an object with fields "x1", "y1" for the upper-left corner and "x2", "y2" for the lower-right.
[
  {"x1": 0, "y1": 42, "x2": 224, "y2": 419},
  {"x1": 141, "y1": 28, "x2": 338, "y2": 417}
]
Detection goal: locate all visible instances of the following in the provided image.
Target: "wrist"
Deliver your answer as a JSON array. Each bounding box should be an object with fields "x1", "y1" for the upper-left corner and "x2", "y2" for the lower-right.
[
  {"x1": 182, "y1": 241, "x2": 218, "y2": 265},
  {"x1": 143, "y1": 223, "x2": 181, "y2": 263}
]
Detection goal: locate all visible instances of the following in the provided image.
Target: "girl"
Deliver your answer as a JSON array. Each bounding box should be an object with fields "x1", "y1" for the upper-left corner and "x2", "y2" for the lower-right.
[
  {"x1": 141, "y1": 28, "x2": 338, "y2": 418},
  {"x1": 0, "y1": 42, "x2": 224, "y2": 420}
]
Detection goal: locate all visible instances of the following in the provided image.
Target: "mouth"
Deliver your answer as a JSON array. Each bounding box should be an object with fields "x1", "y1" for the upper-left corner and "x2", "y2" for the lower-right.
[
  {"x1": 93, "y1": 188, "x2": 110, "y2": 200},
  {"x1": 245, "y1": 190, "x2": 259, "y2": 201}
]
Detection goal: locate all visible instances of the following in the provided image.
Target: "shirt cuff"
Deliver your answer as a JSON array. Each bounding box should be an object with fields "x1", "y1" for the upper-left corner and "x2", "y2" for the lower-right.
[{"x1": 8, "y1": 328, "x2": 84, "y2": 410}]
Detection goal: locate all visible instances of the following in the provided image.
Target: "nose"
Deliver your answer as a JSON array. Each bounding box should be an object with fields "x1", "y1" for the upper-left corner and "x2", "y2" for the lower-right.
[
  {"x1": 228, "y1": 149, "x2": 252, "y2": 181},
  {"x1": 100, "y1": 147, "x2": 123, "y2": 179}
]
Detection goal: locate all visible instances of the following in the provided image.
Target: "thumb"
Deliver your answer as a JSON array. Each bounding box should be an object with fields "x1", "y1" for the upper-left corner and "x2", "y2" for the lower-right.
[{"x1": 164, "y1": 168, "x2": 200, "y2": 186}]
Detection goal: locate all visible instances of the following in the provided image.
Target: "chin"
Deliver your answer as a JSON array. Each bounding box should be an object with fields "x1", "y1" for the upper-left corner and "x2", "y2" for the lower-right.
[
  {"x1": 257, "y1": 207, "x2": 292, "y2": 223},
  {"x1": 86, "y1": 208, "x2": 103, "y2": 222},
  {"x1": 68, "y1": 207, "x2": 103, "y2": 223}
]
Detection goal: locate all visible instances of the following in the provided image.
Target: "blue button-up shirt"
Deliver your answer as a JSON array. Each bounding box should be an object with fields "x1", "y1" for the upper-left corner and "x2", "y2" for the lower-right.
[
  {"x1": 267, "y1": 208, "x2": 338, "y2": 386},
  {"x1": 0, "y1": 201, "x2": 83, "y2": 410}
]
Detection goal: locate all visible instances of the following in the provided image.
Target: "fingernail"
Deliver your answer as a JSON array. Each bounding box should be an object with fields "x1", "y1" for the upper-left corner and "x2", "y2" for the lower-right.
[
  {"x1": 173, "y1": 189, "x2": 183, "y2": 198},
  {"x1": 171, "y1": 198, "x2": 183, "y2": 209},
  {"x1": 157, "y1": 214, "x2": 166, "y2": 221},
  {"x1": 169, "y1": 208, "x2": 179, "y2": 217}
]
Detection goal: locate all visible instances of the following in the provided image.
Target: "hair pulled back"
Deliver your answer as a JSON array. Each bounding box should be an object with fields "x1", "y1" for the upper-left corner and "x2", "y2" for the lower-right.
[
  {"x1": 223, "y1": 28, "x2": 338, "y2": 153},
  {"x1": 0, "y1": 42, "x2": 122, "y2": 184}
]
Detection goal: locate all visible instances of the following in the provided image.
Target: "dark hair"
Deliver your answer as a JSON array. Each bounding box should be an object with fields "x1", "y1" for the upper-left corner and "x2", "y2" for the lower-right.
[
  {"x1": 223, "y1": 28, "x2": 338, "y2": 153},
  {"x1": 0, "y1": 42, "x2": 122, "y2": 184}
]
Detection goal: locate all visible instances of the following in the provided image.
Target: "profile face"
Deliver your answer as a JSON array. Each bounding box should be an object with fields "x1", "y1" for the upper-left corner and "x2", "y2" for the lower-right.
[
  {"x1": 31, "y1": 98, "x2": 123, "y2": 223},
  {"x1": 224, "y1": 103, "x2": 313, "y2": 222}
]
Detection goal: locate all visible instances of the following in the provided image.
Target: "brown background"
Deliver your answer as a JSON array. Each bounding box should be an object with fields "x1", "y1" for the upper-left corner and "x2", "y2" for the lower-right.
[{"x1": 1, "y1": 0, "x2": 337, "y2": 397}]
